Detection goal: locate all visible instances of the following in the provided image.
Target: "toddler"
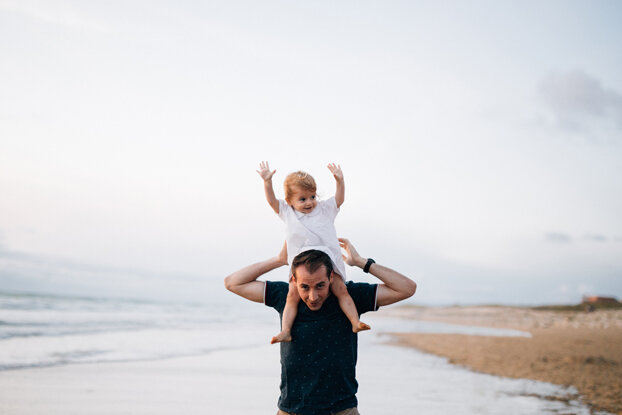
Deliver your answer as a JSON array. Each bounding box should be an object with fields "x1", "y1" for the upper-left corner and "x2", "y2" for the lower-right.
[{"x1": 257, "y1": 161, "x2": 370, "y2": 344}]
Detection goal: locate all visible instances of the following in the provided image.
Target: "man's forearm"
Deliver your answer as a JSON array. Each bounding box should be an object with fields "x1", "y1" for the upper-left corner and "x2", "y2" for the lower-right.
[
  {"x1": 351, "y1": 256, "x2": 409, "y2": 288},
  {"x1": 352, "y1": 256, "x2": 416, "y2": 307},
  {"x1": 370, "y1": 263, "x2": 416, "y2": 294},
  {"x1": 226, "y1": 256, "x2": 283, "y2": 285},
  {"x1": 224, "y1": 255, "x2": 286, "y2": 303}
]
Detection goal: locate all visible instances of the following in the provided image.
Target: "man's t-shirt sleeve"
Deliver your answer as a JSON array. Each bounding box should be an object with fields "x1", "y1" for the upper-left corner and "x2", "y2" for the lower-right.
[
  {"x1": 264, "y1": 281, "x2": 288, "y2": 313},
  {"x1": 347, "y1": 281, "x2": 379, "y2": 314}
]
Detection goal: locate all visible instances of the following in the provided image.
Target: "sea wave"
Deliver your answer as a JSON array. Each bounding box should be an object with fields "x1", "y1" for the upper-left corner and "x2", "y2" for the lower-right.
[{"x1": 0, "y1": 291, "x2": 278, "y2": 371}]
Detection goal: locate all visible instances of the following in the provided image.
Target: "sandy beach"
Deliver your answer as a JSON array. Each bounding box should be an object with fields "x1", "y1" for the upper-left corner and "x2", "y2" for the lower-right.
[{"x1": 381, "y1": 305, "x2": 622, "y2": 414}]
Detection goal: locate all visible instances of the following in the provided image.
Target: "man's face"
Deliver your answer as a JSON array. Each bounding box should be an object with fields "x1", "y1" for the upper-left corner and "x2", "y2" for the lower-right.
[{"x1": 293, "y1": 265, "x2": 332, "y2": 311}]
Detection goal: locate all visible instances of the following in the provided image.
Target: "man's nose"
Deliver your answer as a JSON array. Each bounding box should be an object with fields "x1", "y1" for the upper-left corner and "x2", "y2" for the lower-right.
[{"x1": 309, "y1": 290, "x2": 318, "y2": 301}]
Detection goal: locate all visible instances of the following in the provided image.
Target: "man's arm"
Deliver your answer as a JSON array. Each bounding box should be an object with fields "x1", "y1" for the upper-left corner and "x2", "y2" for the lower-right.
[
  {"x1": 339, "y1": 238, "x2": 416, "y2": 307},
  {"x1": 224, "y1": 242, "x2": 288, "y2": 303},
  {"x1": 327, "y1": 163, "x2": 345, "y2": 208},
  {"x1": 257, "y1": 161, "x2": 279, "y2": 214}
]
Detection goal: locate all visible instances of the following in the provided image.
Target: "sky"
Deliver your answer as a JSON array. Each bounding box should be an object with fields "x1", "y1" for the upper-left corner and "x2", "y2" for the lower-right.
[{"x1": 1, "y1": 0, "x2": 621, "y2": 306}]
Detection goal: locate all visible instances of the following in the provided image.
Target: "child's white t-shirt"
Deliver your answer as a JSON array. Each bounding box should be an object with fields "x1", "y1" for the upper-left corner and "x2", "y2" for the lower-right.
[{"x1": 278, "y1": 197, "x2": 346, "y2": 280}]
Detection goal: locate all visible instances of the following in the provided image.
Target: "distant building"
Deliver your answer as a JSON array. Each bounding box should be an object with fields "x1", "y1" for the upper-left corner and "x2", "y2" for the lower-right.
[{"x1": 582, "y1": 295, "x2": 619, "y2": 304}]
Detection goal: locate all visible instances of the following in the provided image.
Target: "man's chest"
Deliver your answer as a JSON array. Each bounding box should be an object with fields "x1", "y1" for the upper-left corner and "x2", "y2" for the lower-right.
[{"x1": 283, "y1": 309, "x2": 355, "y2": 364}]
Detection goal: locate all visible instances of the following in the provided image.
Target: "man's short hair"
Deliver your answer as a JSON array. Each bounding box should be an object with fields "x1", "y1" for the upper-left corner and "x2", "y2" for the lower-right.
[{"x1": 291, "y1": 249, "x2": 333, "y2": 279}]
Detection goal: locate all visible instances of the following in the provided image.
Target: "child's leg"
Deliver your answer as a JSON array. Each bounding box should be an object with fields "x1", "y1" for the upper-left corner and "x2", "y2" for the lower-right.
[
  {"x1": 271, "y1": 279, "x2": 300, "y2": 344},
  {"x1": 330, "y1": 277, "x2": 371, "y2": 333}
]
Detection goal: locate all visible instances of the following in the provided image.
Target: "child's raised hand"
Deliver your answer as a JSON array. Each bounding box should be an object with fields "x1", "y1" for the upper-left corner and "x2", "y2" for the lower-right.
[
  {"x1": 327, "y1": 163, "x2": 343, "y2": 181},
  {"x1": 257, "y1": 161, "x2": 276, "y2": 181}
]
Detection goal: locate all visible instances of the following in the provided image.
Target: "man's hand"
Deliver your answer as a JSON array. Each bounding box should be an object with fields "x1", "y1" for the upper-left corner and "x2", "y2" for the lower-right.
[
  {"x1": 339, "y1": 237, "x2": 365, "y2": 268},
  {"x1": 257, "y1": 161, "x2": 276, "y2": 182},
  {"x1": 327, "y1": 163, "x2": 343, "y2": 182}
]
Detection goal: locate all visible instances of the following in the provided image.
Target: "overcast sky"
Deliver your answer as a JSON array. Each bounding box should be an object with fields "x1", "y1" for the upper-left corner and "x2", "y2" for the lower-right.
[{"x1": 1, "y1": 0, "x2": 621, "y2": 305}]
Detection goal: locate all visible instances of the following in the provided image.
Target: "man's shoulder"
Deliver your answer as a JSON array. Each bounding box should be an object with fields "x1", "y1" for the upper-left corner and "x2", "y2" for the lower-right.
[
  {"x1": 346, "y1": 281, "x2": 378, "y2": 313},
  {"x1": 346, "y1": 280, "x2": 376, "y2": 290},
  {"x1": 267, "y1": 280, "x2": 288, "y2": 287},
  {"x1": 266, "y1": 280, "x2": 288, "y2": 294},
  {"x1": 264, "y1": 281, "x2": 288, "y2": 310}
]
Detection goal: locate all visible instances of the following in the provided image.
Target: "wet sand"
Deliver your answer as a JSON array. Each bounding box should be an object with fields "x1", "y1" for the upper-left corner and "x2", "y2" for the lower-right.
[{"x1": 381, "y1": 306, "x2": 622, "y2": 414}]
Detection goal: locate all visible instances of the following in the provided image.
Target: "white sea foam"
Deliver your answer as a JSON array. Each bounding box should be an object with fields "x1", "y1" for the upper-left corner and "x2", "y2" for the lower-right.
[{"x1": 0, "y1": 292, "x2": 276, "y2": 370}]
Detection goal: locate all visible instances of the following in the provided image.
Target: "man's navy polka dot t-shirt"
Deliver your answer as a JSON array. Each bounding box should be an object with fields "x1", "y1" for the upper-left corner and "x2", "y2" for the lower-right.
[{"x1": 265, "y1": 280, "x2": 378, "y2": 415}]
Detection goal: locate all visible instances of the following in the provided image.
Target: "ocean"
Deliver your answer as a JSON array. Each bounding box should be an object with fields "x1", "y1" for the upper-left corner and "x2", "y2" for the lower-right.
[
  {"x1": 0, "y1": 291, "x2": 601, "y2": 414},
  {"x1": 0, "y1": 291, "x2": 274, "y2": 371}
]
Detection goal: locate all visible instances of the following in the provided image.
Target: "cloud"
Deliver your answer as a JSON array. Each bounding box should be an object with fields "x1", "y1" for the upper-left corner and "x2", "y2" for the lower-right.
[
  {"x1": 538, "y1": 70, "x2": 622, "y2": 133},
  {"x1": 0, "y1": 0, "x2": 110, "y2": 33},
  {"x1": 0, "y1": 247, "x2": 216, "y2": 302},
  {"x1": 546, "y1": 232, "x2": 616, "y2": 244},
  {"x1": 545, "y1": 232, "x2": 572, "y2": 244},
  {"x1": 583, "y1": 233, "x2": 608, "y2": 243}
]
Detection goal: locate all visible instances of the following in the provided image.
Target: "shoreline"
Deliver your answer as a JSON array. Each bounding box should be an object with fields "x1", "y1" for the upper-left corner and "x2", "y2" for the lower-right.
[{"x1": 379, "y1": 306, "x2": 622, "y2": 414}]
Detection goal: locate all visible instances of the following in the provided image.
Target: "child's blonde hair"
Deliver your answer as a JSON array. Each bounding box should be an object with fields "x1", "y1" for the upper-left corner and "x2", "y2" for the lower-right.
[{"x1": 284, "y1": 171, "x2": 317, "y2": 203}]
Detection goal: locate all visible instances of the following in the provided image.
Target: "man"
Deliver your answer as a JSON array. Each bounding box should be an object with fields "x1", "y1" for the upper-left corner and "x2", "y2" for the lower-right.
[{"x1": 224, "y1": 238, "x2": 417, "y2": 415}]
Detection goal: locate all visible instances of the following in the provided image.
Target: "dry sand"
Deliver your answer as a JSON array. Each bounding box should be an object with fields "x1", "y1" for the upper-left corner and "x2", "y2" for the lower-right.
[{"x1": 380, "y1": 306, "x2": 622, "y2": 415}]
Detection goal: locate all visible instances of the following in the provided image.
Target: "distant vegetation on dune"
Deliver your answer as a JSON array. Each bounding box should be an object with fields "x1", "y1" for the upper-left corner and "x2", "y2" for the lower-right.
[{"x1": 532, "y1": 299, "x2": 622, "y2": 312}]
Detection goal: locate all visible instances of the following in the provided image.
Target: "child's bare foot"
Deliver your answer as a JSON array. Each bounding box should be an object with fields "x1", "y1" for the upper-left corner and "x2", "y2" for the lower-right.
[
  {"x1": 352, "y1": 321, "x2": 371, "y2": 333},
  {"x1": 270, "y1": 331, "x2": 293, "y2": 344}
]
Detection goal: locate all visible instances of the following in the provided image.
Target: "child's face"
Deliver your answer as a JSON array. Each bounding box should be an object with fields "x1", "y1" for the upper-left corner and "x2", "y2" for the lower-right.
[{"x1": 288, "y1": 186, "x2": 317, "y2": 214}]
